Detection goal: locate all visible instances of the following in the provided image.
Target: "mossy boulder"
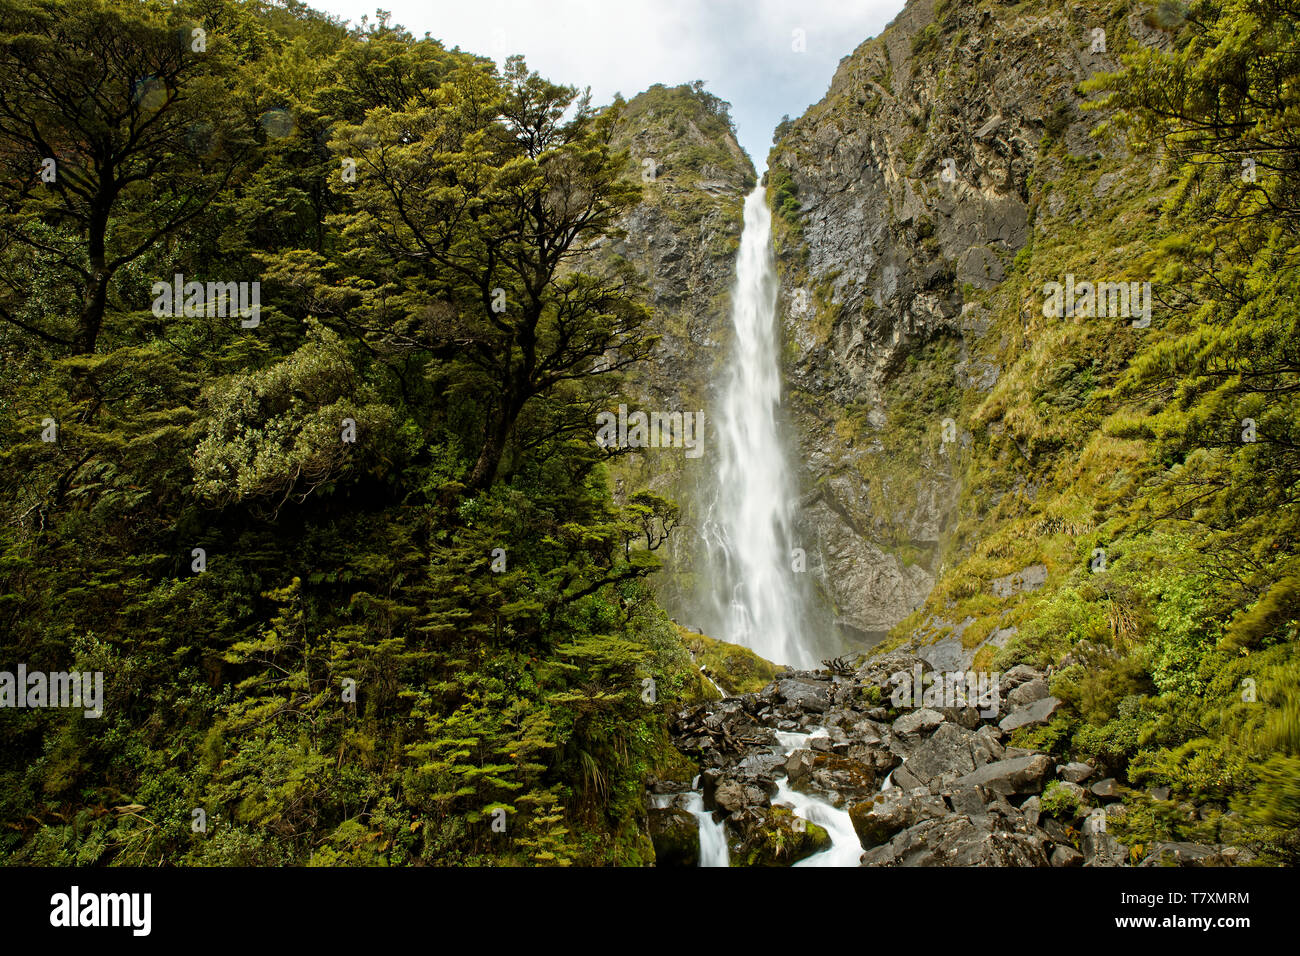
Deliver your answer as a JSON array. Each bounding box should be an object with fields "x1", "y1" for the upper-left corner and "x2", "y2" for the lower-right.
[
  {"x1": 649, "y1": 807, "x2": 700, "y2": 867},
  {"x1": 730, "y1": 806, "x2": 830, "y2": 866},
  {"x1": 849, "y1": 793, "x2": 911, "y2": 848}
]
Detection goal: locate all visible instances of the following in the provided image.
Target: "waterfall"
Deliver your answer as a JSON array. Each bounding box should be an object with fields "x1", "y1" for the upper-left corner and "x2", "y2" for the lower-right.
[{"x1": 703, "y1": 186, "x2": 814, "y2": 669}]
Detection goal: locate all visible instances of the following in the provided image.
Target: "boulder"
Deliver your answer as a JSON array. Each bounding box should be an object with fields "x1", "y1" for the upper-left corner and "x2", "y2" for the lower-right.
[
  {"x1": 1050, "y1": 845, "x2": 1084, "y2": 867},
  {"x1": 699, "y1": 767, "x2": 723, "y2": 811},
  {"x1": 796, "y1": 753, "x2": 885, "y2": 804},
  {"x1": 890, "y1": 722, "x2": 980, "y2": 790},
  {"x1": 953, "y1": 753, "x2": 1052, "y2": 796},
  {"x1": 648, "y1": 808, "x2": 699, "y2": 867},
  {"x1": 776, "y1": 677, "x2": 831, "y2": 713},
  {"x1": 1006, "y1": 677, "x2": 1050, "y2": 708},
  {"x1": 784, "y1": 749, "x2": 815, "y2": 784},
  {"x1": 849, "y1": 787, "x2": 949, "y2": 848},
  {"x1": 1000, "y1": 664, "x2": 1045, "y2": 690},
  {"x1": 1058, "y1": 761, "x2": 1095, "y2": 784},
  {"x1": 892, "y1": 707, "x2": 946, "y2": 737},
  {"x1": 944, "y1": 785, "x2": 992, "y2": 820},
  {"x1": 1021, "y1": 795, "x2": 1041, "y2": 827},
  {"x1": 1090, "y1": 777, "x2": 1122, "y2": 800},
  {"x1": 998, "y1": 696, "x2": 1062, "y2": 732},
  {"x1": 713, "y1": 779, "x2": 769, "y2": 813},
  {"x1": 734, "y1": 752, "x2": 785, "y2": 784},
  {"x1": 971, "y1": 725, "x2": 1005, "y2": 765},
  {"x1": 940, "y1": 706, "x2": 984, "y2": 730},
  {"x1": 809, "y1": 735, "x2": 836, "y2": 753},
  {"x1": 730, "y1": 807, "x2": 831, "y2": 866}
]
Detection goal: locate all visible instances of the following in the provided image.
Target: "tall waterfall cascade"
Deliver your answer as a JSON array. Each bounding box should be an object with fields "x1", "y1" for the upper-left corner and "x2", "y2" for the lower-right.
[{"x1": 703, "y1": 186, "x2": 814, "y2": 670}]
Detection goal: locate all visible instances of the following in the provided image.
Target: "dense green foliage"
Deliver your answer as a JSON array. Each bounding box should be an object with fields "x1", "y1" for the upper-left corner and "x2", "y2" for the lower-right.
[
  {"x1": 878, "y1": 0, "x2": 1300, "y2": 862},
  {"x1": 0, "y1": 0, "x2": 702, "y2": 865}
]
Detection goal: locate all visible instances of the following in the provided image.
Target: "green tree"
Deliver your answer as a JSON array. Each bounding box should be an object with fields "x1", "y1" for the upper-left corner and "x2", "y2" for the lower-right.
[{"x1": 0, "y1": 0, "x2": 252, "y2": 354}]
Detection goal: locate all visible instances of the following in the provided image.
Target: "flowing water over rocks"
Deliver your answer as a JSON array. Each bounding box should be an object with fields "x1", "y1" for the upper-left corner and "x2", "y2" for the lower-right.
[{"x1": 647, "y1": 652, "x2": 1253, "y2": 867}]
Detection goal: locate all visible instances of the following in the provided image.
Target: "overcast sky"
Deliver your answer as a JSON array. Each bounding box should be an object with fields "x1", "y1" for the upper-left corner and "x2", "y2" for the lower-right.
[{"x1": 310, "y1": 0, "x2": 907, "y2": 170}]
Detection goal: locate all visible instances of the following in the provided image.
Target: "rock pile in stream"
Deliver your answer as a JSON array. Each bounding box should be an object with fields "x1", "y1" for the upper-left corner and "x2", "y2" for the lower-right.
[{"x1": 648, "y1": 653, "x2": 1256, "y2": 867}]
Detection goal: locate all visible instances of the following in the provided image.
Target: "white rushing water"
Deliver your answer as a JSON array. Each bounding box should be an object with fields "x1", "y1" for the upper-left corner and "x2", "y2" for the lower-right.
[
  {"x1": 704, "y1": 186, "x2": 813, "y2": 669},
  {"x1": 652, "y1": 784, "x2": 729, "y2": 867},
  {"x1": 685, "y1": 787, "x2": 730, "y2": 868},
  {"x1": 653, "y1": 727, "x2": 864, "y2": 867},
  {"x1": 771, "y1": 728, "x2": 864, "y2": 867}
]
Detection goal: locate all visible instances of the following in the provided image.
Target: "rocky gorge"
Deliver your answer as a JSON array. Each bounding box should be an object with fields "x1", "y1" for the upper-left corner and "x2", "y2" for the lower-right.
[{"x1": 648, "y1": 653, "x2": 1258, "y2": 867}]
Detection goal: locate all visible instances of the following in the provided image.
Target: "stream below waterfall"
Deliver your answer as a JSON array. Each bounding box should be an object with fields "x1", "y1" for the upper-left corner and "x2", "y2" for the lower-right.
[
  {"x1": 772, "y1": 729, "x2": 865, "y2": 867},
  {"x1": 657, "y1": 724, "x2": 865, "y2": 867}
]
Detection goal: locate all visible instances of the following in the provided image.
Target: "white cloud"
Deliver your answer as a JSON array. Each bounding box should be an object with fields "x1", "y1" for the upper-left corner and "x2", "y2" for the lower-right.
[{"x1": 308, "y1": 0, "x2": 905, "y2": 169}]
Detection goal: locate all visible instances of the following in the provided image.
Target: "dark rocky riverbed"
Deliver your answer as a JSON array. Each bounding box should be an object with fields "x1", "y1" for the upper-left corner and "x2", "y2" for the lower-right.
[{"x1": 648, "y1": 652, "x2": 1257, "y2": 867}]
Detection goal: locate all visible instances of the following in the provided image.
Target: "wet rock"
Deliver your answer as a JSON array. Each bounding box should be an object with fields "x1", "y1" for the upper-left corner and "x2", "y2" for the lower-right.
[
  {"x1": 1148, "y1": 786, "x2": 1171, "y2": 802},
  {"x1": 649, "y1": 808, "x2": 699, "y2": 867},
  {"x1": 809, "y1": 736, "x2": 836, "y2": 753},
  {"x1": 847, "y1": 745, "x2": 901, "y2": 779},
  {"x1": 797, "y1": 753, "x2": 884, "y2": 804},
  {"x1": 735, "y1": 752, "x2": 785, "y2": 781},
  {"x1": 649, "y1": 791, "x2": 697, "y2": 812},
  {"x1": 713, "y1": 779, "x2": 769, "y2": 813},
  {"x1": 784, "y1": 749, "x2": 815, "y2": 784},
  {"x1": 700, "y1": 768, "x2": 722, "y2": 811},
  {"x1": 647, "y1": 778, "x2": 692, "y2": 795}
]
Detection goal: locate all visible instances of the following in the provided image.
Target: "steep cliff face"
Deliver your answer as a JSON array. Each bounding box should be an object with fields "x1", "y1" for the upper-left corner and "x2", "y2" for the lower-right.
[
  {"x1": 603, "y1": 84, "x2": 756, "y2": 628},
  {"x1": 767, "y1": 0, "x2": 1152, "y2": 654}
]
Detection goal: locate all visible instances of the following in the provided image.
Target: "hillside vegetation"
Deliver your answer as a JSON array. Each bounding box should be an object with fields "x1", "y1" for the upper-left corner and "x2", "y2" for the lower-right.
[{"x1": 772, "y1": 0, "x2": 1299, "y2": 862}]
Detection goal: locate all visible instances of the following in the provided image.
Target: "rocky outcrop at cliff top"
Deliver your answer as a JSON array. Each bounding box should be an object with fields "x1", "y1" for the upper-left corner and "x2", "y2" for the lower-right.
[
  {"x1": 600, "y1": 84, "x2": 755, "y2": 633},
  {"x1": 651, "y1": 651, "x2": 1255, "y2": 867}
]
